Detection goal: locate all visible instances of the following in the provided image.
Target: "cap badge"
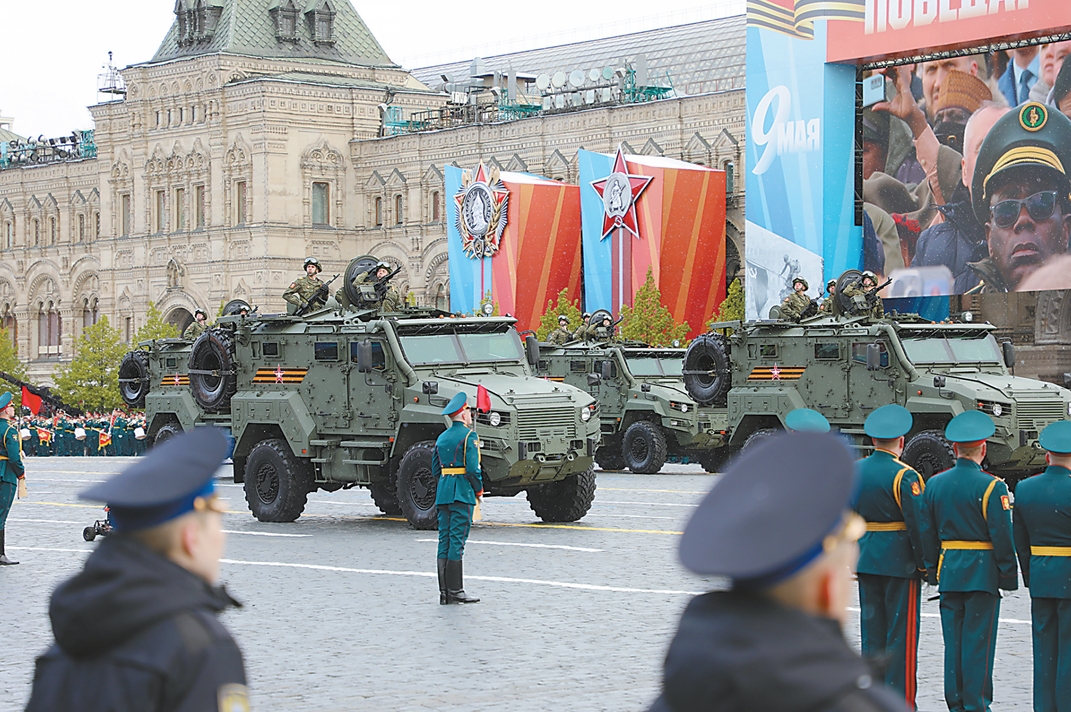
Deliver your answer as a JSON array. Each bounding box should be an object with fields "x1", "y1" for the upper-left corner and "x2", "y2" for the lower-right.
[{"x1": 1020, "y1": 103, "x2": 1048, "y2": 132}]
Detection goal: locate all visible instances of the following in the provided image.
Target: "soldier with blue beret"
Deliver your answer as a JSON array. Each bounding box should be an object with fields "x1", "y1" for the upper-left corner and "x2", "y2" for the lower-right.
[
  {"x1": 920, "y1": 410, "x2": 1016, "y2": 712},
  {"x1": 433, "y1": 392, "x2": 483, "y2": 604},
  {"x1": 649, "y1": 432, "x2": 907, "y2": 712},
  {"x1": 1013, "y1": 419, "x2": 1071, "y2": 712},
  {"x1": 854, "y1": 404, "x2": 928, "y2": 709},
  {"x1": 0, "y1": 391, "x2": 25, "y2": 566},
  {"x1": 26, "y1": 427, "x2": 250, "y2": 712},
  {"x1": 785, "y1": 408, "x2": 831, "y2": 433}
]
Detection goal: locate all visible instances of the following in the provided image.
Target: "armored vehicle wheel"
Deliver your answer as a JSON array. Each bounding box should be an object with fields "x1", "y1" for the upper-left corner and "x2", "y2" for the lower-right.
[
  {"x1": 243, "y1": 438, "x2": 313, "y2": 523},
  {"x1": 741, "y1": 428, "x2": 778, "y2": 454},
  {"x1": 83, "y1": 527, "x2": 95, "y2": 542},
  {"x1": 118, "y1": 350, "x2": 151, "y2": 408},
  {"x1": 594, "y1": 444, "x2": 627, "y2": 471},
  {"x1": 153, "y1": 422, "x2": 183, "y2": 447},
  {"x1": 395, "y1": 441, "x2": 439, "y2": 530},
  {"x1": 526, "y1": 465, "x2": 596, "y2": 522},
  {"x1": 902, "y1": 430, "x2": 955, "y2": 481},
  {"x1": 188, "y1": 328, "x2": 237, "y2": 412},
  {"x1": 683, "y1": 334, "x2": 730, "y2": 407},
  {"x1": 699, "y1": 448, "x2": 731, "y2": 474},
  {"x1": 622, "y1": 421, "x2": 668, "y2": 474},
  {"x1": 370, "y1": 479, "x2": 403, "y2": 515}
]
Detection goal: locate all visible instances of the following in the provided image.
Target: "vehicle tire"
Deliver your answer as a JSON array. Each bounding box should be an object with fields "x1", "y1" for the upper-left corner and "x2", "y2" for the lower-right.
[
  {"x1": 683, "y1": 333, "x2": 731, "y2": 407},
  {"x1": 118, "y1": 350, "x2": 151, "y2": 408},
  {"x1": 527, "y1": 465, "x2": 597, "y2": 522},
  {"x1": 188, "y1": 328, "x2": 237, "y2": 413},
  {"x1": 902, "y1": 430, "x2": 955, "y2": 481},
  {"x1": 221, "y1": 299, "x2": 251, "y2": 317},
  {"x1": 698, "y1": 448, "x2": 731, "y2": 474},
  {"x1": 243, "y1": 438, "x2": 313, "y2": 522},
  {"x1": 741, "y1": 427, "x2": 778, "y2": 454},
  {"x1": 395, "y1": 441, "x2": 439, "y2": 530},
  {"x1": 621, "y1": 420, "x2": 669, "y2": 474},
  {"x1": 83, "y1": 527, "x2": 95, "y2": 542},
  {"x1": 594, "y1": 443, "x2": 626, "y2": 471},
  {"x1": 370, "y1": 479, "x2": 403, "y2": 515},
  {"x1": 153, "y1": 422, "x2": 183, "y2": 447}
]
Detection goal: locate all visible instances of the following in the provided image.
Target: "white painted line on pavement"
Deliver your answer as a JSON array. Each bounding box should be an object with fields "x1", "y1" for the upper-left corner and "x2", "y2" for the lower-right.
[
  {"x1": 7, "y1": 518, "x2": 86, "y2": 525},
  {"x1": 222, "y1": 530, "x2": 310, "y2": 538},
  {"x1": 415, "y1": 538, "x2": 603, "y2": 552},
  {"x1": 594, "y1": 500, "x2": 696, "y2": 508},
  {"x1": 20, "y1": 478, "x2": 106, "y2": 484},
  {"x1": 585, "y1": 513, "x2": 677, "y2": 520},
  {"x1": 846, "y1": 605, "x2": 1029, "y2": 625}
]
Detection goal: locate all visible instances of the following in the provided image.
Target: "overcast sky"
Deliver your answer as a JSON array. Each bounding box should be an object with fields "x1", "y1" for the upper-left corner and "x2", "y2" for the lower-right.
[{"x1": 0, "y1": 0, "x2": 743, "y2": 138}]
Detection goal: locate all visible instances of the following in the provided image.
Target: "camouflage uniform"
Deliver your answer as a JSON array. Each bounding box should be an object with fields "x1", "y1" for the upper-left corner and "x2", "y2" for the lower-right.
[
  {"x1": 337, "y1": 269, "x2": 403, "y2": 312},
  {"x1": 283, "y1": 275, "x2": 327, "y2": 311},
  {"x1": 547, "y1": 319, "x2": 573, "y2": 345},
  {"x1": 182, "y1": 320, "x2": 207, "y2": 341},
  {"x1": 843, "y1": 281, "x2": 885, "y2": 318},
  {"x1": 779, "y1": 291, "x2": 813, "y2": 321}
]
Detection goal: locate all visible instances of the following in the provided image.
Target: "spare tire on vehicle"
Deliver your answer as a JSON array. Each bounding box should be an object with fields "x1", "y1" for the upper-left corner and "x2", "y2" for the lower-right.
[
  {"x1": 683, "y1": 333, "x2": 731, "y2": 407},
  {"x1": 118, "y1": 350, "x2": 151, "y2": 408},
  {"x1": 221, "y1": 299, "x2": 252, "y2": 317},
  {"x1": 188, "y1": 328, "x2": 237, "y2": 412},
  {"x1": 343, "y1": 254, "x2": 381, "y2": 308}
]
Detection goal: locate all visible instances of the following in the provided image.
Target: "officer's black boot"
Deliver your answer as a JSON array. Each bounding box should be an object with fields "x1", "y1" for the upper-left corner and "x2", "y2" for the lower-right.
[
  {"x1": 0, "y1": 529, "x2": 17, "y2": 565},
  {"x1": 446, "y1": 559, "x2": 479, "y2": 604},
  {"x1": 437, "y1": 559, "x2": 448, "y2": 605}
]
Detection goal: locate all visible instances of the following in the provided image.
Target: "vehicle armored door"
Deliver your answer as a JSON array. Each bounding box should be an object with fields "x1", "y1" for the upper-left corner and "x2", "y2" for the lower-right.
[
  {"x1": 848, "y1": 340, "x2": 900, "y2": 420},
  {"x1": 349, "y1": 339, "x2": 397, "y2": 431},
  {"x1": 795, "y1": 340, "x2": 851, "y2": 421}
]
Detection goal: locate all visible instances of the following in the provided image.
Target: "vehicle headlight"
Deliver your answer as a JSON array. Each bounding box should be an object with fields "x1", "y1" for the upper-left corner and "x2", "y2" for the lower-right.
[
  {"x1": 992, "y1": 403, "x2": 1003, "y2": 417},
  {"x1": 680, "y1": 403, "x2": 688, "y2": 413},
  {"x1": 581, "y1": 406, "x2": 592, "y2": 422},
  {"x1": 488, "y1": 412, "x2": 502, "y2": 427}
]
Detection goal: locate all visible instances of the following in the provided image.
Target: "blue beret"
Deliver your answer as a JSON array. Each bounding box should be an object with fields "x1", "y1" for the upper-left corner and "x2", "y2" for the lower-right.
[
  {"x1": 945, "y1": 410, "x2": 995, "y2": 443},
  {"x1": 441, "y1": 392, "x2": 469, "y2": 416},
  {"x1": 864, "y1": 404, "x2": 913, "y2": 439},
  {"x1": 0, "y1": 392, "x2": 12, "y2": 409},
  {"x1": 680, "y1": 431, "x2": 855, "y2": 583},
  {"x1": 1039, "y1": 420, "x2": 1071, "y2": 454},
  {"x1": 785, "y1": 408, "x2": 830, "y2": 433},
  {"x1": 80, "y1": 427, "x2": 229, "y2": 532}
]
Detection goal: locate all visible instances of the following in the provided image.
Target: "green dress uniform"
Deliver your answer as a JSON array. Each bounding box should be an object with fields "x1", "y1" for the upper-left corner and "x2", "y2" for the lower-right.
[
  {"x1": 854, "y1": 403, "x2": 928, "y2": 710},
  {"x1": 0, "y1": 397, "x2": 26, "y2": 564},
  {"x1": 1013, "y1": 420, "x2": 1071, "y2": 712},
  {"x1": 921, "y1": 411, "x2": 1016, "y2": 712},
  {"x1": 282, "y1": 275, "x2": 326, "y2": 312}
]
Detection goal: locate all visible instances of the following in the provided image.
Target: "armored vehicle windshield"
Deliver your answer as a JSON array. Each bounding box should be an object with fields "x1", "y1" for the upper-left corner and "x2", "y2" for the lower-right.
[{"x1": 899, "y1": 330, "x2": 1003, "y2": 365}]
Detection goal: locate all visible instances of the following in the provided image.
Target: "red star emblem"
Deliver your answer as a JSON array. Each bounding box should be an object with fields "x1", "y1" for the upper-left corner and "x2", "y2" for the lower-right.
[
  {"x1": 589, "y1": 147, "x2": 654, "y2": 240},
  {"x1": 274, "y1": 366, "x2": 285, "y2": 384},
  {"x1": 770, "y1": 365, "x2": 782, "y2": 380},
  {"x1": 173, "y1": 374, "x2": 181, "y2": 386}
]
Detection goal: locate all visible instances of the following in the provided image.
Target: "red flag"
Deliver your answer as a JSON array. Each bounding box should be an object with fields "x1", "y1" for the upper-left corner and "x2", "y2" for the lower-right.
[
  {"x1": 21, "y1": 386, "x2": 42, "y2": 415},
  {"x1": 476, "y1": 384, "x2": 491, "y2": 414}
]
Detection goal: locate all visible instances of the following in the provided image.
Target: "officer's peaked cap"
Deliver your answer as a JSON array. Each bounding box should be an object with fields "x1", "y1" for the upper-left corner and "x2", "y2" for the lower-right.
[
  {"x1": 441, "y1": 392, "x2": 469, "y2": 417},
  {"x1": 864, "y1": 404, "x2": 913, "y2": 439},
  {"x1": 0, "y1": 392, "x2": 12, "y2": 409},
  {"x1": 785, "y1": 408, "x2": 830, "y2": 433},
  {"x1": 944, "y1": 410, "x2": 995, "y2": 443},
  {"x1": 1039, "y1": 419, "x2": 1071, "y2": 454}
]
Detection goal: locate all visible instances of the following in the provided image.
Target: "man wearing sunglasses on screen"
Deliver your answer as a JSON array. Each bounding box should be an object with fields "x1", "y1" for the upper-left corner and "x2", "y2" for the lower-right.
[{"x1": 967, "y1": 102, "x2": 1071, "y2": 293}]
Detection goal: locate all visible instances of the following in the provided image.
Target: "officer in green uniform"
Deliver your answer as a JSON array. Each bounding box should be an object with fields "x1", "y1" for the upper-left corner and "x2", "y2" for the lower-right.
[
  {"x1": 854, "y1": 404, "x2": 928, "y2": 710},
  {"x1": 547, "y1": 315, "x2": 573, "y2": 345},
  {"x1": 820, "y1": 279, "x2": 837, "y2": 314},
  {"x1": 433, "y1": 392, "x2": 482, "y2": 605},
  {"x1": 338, "y1": 261, "x2": 402, "y2": 312},
  {"x1": 1013, "y1": 419, "x2": 1071, "y2": 712},
  {"x1": 779, "y1": 277, "x2": 813, "y2": 322},
  {"x1": 181, "y1": 309, "x2": 208, "y2": 341},
  {"x1": 843, "y1": 271, "x2": 885, "y2": 318},
  {"x1": 785, "y1": 408, "x2": 830, "y2": 433},
  {"x1": 282, "y1": 257, "x2": 327, "y2": 314},
  {"x1": 921, "y1": 410, "x2": 1016, "y2": 712},
  {"x1": 0, "y1": 392, "x2": 26, "y2": 565}
]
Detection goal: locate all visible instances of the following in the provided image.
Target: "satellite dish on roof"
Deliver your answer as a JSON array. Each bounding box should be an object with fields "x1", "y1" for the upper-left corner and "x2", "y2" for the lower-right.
[
  {"x1": 589, "y1": 69, "x2": 601, "y2": 82},
  {"x1": 602, "y1": 67, "x2": 614, "y2": 81},
  {"x1": 535, "y1": 74, "x2": 550, "y2": 91},
  {"x1": 569, "y1": 70, "x2": 585, "y2": 88},
  {"x1": 552, "y1": 71, "x2": 566, "y2": 88}
]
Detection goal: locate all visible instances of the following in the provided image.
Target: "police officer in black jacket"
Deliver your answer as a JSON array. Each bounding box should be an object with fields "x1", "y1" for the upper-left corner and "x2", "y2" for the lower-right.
[
  {"x1": 26, "y1": 427, "x2": 249, "y2": 712},
  {"x1": 649, "y1": 432, "x2": 908, "y2": 712}
]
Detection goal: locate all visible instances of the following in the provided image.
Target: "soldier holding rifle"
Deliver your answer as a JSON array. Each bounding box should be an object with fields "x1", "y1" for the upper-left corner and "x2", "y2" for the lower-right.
[{"x1": 283, "y1": 257, "x2": 329, "y2": 314}]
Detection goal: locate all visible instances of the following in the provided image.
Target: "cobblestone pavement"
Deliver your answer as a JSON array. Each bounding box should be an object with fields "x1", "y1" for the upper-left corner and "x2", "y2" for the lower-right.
[{"x1": 1, "y1": 459, "x2": 1033, "y2": 711}]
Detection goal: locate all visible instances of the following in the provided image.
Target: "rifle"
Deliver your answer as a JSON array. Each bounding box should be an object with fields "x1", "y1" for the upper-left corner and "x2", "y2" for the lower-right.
[
  {"x1": 372, "y1": 264, "x2": 402, "y2": 302},
  {"x1": 295, "y1": 274, "x2": 340, "y2": 316},
  {"x1": 0, "y1": 371, "x2": 84, "y2": 417}
]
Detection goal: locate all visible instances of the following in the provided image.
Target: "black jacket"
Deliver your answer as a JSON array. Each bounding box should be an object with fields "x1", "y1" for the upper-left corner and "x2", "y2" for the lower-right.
[
  {"x1": 649, "y1": 591, "x2": 907, "y2": 712},
  {"x1": 26, "y1": 536, "x2": 247, "y2": 712},
  {"x1": 912, "y1": 191, "x2": 987, "y2": 294}
]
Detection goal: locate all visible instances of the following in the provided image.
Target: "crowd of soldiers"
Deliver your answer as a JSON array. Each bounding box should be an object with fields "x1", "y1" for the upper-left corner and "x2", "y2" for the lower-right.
[
  {"x1": 16, "y1": 411, "x2": 148, "y2": 457},
  {"x1": 546, "y1": 312, "x2": 619, "y2": 345},
  {"x1": 779, "y1": 271, "x2": 885, "y2": 322}
]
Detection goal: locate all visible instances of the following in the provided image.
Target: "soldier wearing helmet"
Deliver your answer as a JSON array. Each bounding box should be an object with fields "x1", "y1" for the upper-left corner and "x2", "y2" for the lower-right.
[
  {"x1": 283, "y1": 257, "x2": 327, "y2": 314},
  {"x1": 548, "y1": 315, "x2": 573, "y2": 345},
  {"x1": 843, "y1": 271, "x2": 885, "y2": 319},
  {"x1": 182, "y1": 309, "x2": 209, "y2": 341},
  {"x1": 820, "y1": 279, "x2": 838, "y2": 314},
  {"x1": 339, "y1": 260, "x2": 403, "y2": 312},
  {"x1": 779, "y1": 277, "x2": 814, "y2": 322}
]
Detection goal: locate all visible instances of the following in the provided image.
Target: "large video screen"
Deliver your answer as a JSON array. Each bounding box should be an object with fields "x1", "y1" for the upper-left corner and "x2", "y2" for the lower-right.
[{"x1": 860, "y1": 43, "x2": 1071, "y2": 296}]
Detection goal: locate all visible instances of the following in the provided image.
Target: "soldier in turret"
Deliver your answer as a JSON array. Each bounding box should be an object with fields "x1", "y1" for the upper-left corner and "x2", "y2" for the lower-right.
[
  {"x1": 547, "y1": 315, "x2": 573, "y2": 345},
  {"x1": 843, "y1": 271, "x2": 885, "y2": 318},
  {"x1": 282, "y1": 257, "x2": 327, "y2": 314},
  {"x1": 819, "y1": 279, "x2": 837, "y2": 314},
  {"x1": 779, "y1": 277, "x2": 813, "y2": 322},
  {"x1": 338, "y1": 260, "x2": 403, "y2": 312},
  {"x1": 592, "y1": 314, "x2": 616, "y2": 342},
  {"x1": 182, "y1": 310, "x2": 208, "y2": 341}
]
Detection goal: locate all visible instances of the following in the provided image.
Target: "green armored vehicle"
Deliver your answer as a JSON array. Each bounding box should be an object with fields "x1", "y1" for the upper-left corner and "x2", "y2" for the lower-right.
[
  {"x1": 683, "y1": 309, "x2": 1071, "y2": 486},
  {"x1": 120, "y1": 266, "x2": 601, "y2": 530},
  {"x1": 536, "y1": 341, "x2": 724, "y2": 474}
]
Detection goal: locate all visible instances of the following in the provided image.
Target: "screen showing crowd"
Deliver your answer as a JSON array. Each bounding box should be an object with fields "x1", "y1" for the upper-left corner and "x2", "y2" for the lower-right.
[{"x1": 860, "y1": 42, "x2": 1071, "y2": 296}]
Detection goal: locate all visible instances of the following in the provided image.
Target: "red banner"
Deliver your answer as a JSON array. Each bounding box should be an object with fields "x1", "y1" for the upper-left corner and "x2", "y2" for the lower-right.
[{"x1": 21, "y1": 386, "x2": 41, "y2": 415}]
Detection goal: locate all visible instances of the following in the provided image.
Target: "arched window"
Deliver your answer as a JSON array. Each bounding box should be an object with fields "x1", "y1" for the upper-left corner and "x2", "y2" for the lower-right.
[
  {"x1": 78, "y1": 214, "x2": 85, "y2": 242},
  {"x1": 435, "y1": 284, "x2": 446, "y2": 311},
  {"x1": 722, "y1": 160, "x2": 735, "y2": 194},
  {"x1": 94, "y1": 212, "x2": 100, "y2": 240},
  {"x1": 1, "y1": 311, "x2": 16, "y2": 347},
  {"x1": 395, "y1": 194, "x2": 403, "y2": 225},
  {"x1": 374, "y1": 196, "x2": 382, "y2": 227},
  {"x1": 33, "y1": 219, "x2": 40, "y2": 246},
  {"x1": 3, "y1": 221, "x2": 11, "y2": 249},
  {"x1": 50, "y1": 217, "x2": 57, "y2": 245},
  {"x1": 82, "y1": 298, "x2": 98, "y2": 329},
  {"x1": 38, "y1": 304, "x2": 62, "y2": 358},
  {"x1": 431, "y1": 191, "x2": 440, "y2": 222}
]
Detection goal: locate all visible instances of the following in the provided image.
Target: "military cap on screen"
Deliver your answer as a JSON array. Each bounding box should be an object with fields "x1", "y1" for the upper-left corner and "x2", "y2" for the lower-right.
[
  {"x1": 785, "y1": 408, "x2": 830, "y2": 433},
  {"x1": 864, "y1": 403, "x2": 913, "y2": 439},
  {"x1": 944, "y1": 410, "x2": 995, "y2": 444},
  {"x1": 441, "y1": 392, "x2": 469, "y2": 417},
  {"x1": 680, "y1": 432, "x2": 855, "y2": 582},
  {"x1": 0, "y1": 392, "x2": 12, "y2": 409},
  {"x1": 80, "y1": 427, "x2": 229, "y2": 532},
  {"x1": 971, "y1": 102, "x2": 1071, "y2": 224},
  {"x1": 1039, "y1": 420, "x2": 1071, "y2": 454}
]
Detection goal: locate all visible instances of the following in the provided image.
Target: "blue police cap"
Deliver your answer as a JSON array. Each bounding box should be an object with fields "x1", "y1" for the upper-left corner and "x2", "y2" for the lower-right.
[
  {"x1": 0, "y1": 392, "x2": 12, "y2": 409},
  {"x1": 80, "y1": 427, "x2": 229, "y2": 532},
  {"x1": 944, "y1": 410, "x2": 995, "y2": 443},
  {"x1": 785, "y1": 408, "x2": 830, "y2": 433},
  {"x1": 680, "y1": 431, "x2": 856, "y2": 583},
  {"x1": 864, "y1": 404, "x2": 913, "y2": 439},
  {"x1": 441, "y1": 392, "x2": 469, "y2": 417},
  {"x1": 1039, "y1": 420, "x2": 1071, "y2": 454}
]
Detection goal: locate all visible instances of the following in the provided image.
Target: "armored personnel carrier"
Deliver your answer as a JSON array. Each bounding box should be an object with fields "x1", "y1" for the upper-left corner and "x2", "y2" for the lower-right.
[
  {"x1": 682, "y1": 308, "x2": 1071, "y2": 486},
  {"x1": 120, "y1": 266, "x2": 601, "y2": 530},
  {"x1": 536, "y1": 341, "x2": 725, "y2": 474}
]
